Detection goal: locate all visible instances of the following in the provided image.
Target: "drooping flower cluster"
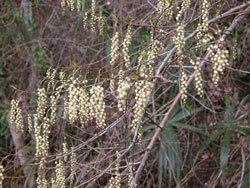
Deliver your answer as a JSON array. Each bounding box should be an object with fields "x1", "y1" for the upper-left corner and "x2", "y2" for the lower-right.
[
  {"x1": 127, "y1": 162, "x2": 134, "y2": 188},
  {"x1": 34, "y1": 115, "x2": 50, "y2": 158},
  {"x1": 36, "y1": 158, "x2": 48, "y2": 188},
  {"x1": 89, "y1": 85, "x2": 106, "y2": 129},
  {"x1": 208, "y1": 38, "x2": 229, "y2": 85},
  {"x1": 62, "y1": 139, "x2": 68, "y2": 162},
  {"x1": 157, "y1": 0, "x2": 173, "y2": 24},
  {"x1": 10, "y1": 99, "x2": 24, "y2": 131},
  {"x1": 176, "y1": 0, "x2": 191, "y2": 22},
  {"x1": 91, "y1": 0, "x2": 97, "y2": 32},
  {"x1": 37, "y1": 88, "x2": 47, "y2": 120},
  {"x1": 51, "y1": 160, "x2": 66, "y2": 188},
  {"x1": 173, "y1": 24, "x2": 185, "y2": 58},
  {"x1": 78, "y1": 86, "x2": 90, "y2": 127},
  {"x1": 109, "y1": 151, "x2": 121, "y2": 188},
  {"x1": 131, "y1": 80, "x2": 152, "y2": 134},
  {"x1": 0, "y1": 165, "x2": 4, "y2": 188},
  {"x1": 117, "y1": 71, "x2": 131, "y2": 112},
  {"x1": 122, "y1": 26, "x2": 132, "y2": 69},
  {"x1": 180, "y1": 71, "x2": 188, "y2": 105},
  {"x1": 147, "y1": 36, "x2": 162, "y2": 77},
  {"x1": 28, "y1": 114, "x2": 33, "y2": 133},
  {"x1": 196, "y1": 0, "x2": 210, "y2": 49},
  {"x1": 110, "y1": 32, "x2": 119, "y2": 65},
  {"x1": 110, "y1": 31, "x2": 120, "y2": 91},
  {"x1": 83, "y1": 12, "x2": 88, "y2": 29},
  {"x1": 191, "y1": 59, "x2": 203, "y2": 97},
  {"x1": 68, "y1": 81, "x2": 79, "y2": 123},
  {"x1": 67, "y1": 78, "x2": 91, "y2": 126},
  {"x1": 70, "y1": 147, "x2": 77, "y2": 186}
]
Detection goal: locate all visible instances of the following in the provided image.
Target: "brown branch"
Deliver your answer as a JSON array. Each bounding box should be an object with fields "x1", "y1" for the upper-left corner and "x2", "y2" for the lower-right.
[{"x1": 134, "y1": 5, "x2": 250, "y2": 186}]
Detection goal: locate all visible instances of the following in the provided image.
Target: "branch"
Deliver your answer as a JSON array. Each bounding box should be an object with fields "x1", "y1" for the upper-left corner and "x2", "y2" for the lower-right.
[{"x1": 134, "y1": 5, "x2": 250, "y2": 185}]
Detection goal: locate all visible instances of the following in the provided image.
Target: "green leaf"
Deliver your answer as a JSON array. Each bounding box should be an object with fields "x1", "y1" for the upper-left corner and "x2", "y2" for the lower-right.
[
  {"x1": 241, "y1": 171, "x2": 250, "y2": 188},
  {"x1": 160, "y1": 125, "x2": 182, "y2": 185},
  {"x1": 169, "y1": 108, "x2": 202, "y2": 123},
  {"x1": 220, "y1": 129, "x2": 230, "y2": 181},
  {"x1": 158, "y1": 148, "x2": 163, "y2": 187},
  {"x1": 194, "y1": 129, "x2": 225, "y2": 165}
]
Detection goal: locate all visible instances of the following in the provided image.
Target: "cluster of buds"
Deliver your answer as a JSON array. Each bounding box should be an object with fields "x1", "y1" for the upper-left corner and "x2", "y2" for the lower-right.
[
  {"x1": 76, "y1": 0, "x2": 81, "y2": 12},
  {"x1": 70, "y1": 147, "x2": 77, "y2": 186},
  {"x1": 28, "y1": 114, "x2": 33, "y2": 133},
  {"x1": 68, "y1": 81, "x2": 79, "y2": 123},
  {"x1": 89, "y1": 85, "x2": 106, "y2": 129},
  {"x1": 62, "y1": 139, "x2": 68, "y2": 162},
  {"x1": 83, "y1": 12, "x2": 88, "y2": 29},
  {"x1": 51, "y1": 160, "x2": 66, "y2": 188},
  {"x1": 109, "y1": 151, "x2": 121, "y2": 188},
  {"x1": 50, "y1": 95, "x2": 57, "y2": 125},
  {"x1": 173, "y1": 23, "x2": 185, "y2": 57},
  {"x1": 117, "y1": 71, "x2": 131, "y2": 112},
  {"x1": 34, "y1": 114, "x2": 43, "y2": 157},
  {"x1": 91, "y1": 0, "x2": 97, "y2": 32},
  {"x1": 176, "y1": 0, "x2": 191, "y2": 22},
  {"x1": 208, "y1": 38, "x2": 229, "y2": 85},
  {"x1": 70, "y1": 0, "x2": 74, "y2": 11},
  {"x1": 46, "y1": 68, "x2": 56, "y2": 90},
  {"x1": 131, "y1": 80, "x2": 152, "y2": 134},
  {"x1": 110, "y1": 32, "x2": 119, "y2": 65},
  {"x1": 157, "y1": 0, "x2": 173, "y2": 22},
  {"x1": 10, "y1": 99, "x2": 24, "y2": 131},
  {"x1": 147, "y1": 37, "x2": 162, "y2": 77},
  {"x1": 191, "y1": 59, "x2": 203, "y2": 97},
  {"x1": 122, "y1": 26, "x2": 132, "y2": 69},
  {"x1": 34, "y1": 115, "x2": 50, "y2": 158},
  {"x1": 196, "y1": 0, "x2": 210, "y2": 49},
  {"x1": 61, "y1": 0, "x2": 66, "y2": 9},
  {"x1": 78, "y1": 86, "x2": 90, "y2": 127},
  {"x1": 37, "y1": 88, "x2": 47, "y2": 120},
  {"x1": 127, "y1": 162, "x2": 134, "y2": 188},
  {"x1": 36, "y1": 158, "x2": 48, "y2": 188},
  {"x1": 98, "y1": 16, "x2": 105, "y2": 36},
  {"x1": 180, "y1": 71, "x2": 188, "y2": 105},
  {"x1": 0, "y1": 165, "x2": 4, "y2": 188}
]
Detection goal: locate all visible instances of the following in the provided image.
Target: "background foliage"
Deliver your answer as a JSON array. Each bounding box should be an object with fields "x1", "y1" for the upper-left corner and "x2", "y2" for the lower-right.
[{"x1": 0, "y1": 0, "x2": 249, "y2": 187}]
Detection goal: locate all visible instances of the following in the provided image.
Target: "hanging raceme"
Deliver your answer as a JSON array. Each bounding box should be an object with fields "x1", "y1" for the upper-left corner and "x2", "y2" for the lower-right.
[
  {"x1": 117, "y1": 70, "x2": 131, "y2": 112},
  {"x1": 70, "y1": 147, "x2": 77, "y2": 186},
  {"x1": 208, "y1": 38, "x2": 229, "y2": 85},
  {"x1": 110, "y1": 31, "x2": 120, "y2": 91},
  {"x1": 180, "y1": 71, "x2": 188, "y2": 105},
  {"x1": 78, "y1": 85, "x2": 90, "y2": 127},
  {"x1": 89, "y1": 85, "x2": 106, "y2": 129},
  {"x1": 62, "y1": 139, "x2": 68, "y2": 162},
  {"x1": 0, "y1": 165, "x2": 4, "y2": 188},
  {"x1": 122, "y1": 26, "x2": 132, "y2": 69},
  {"x1": 51, "y1": 160, "x2": 66, "y2": 188},
  {"x1": 68, "y1": 79, "x2": 79, "y2": 123},
  {"x1": 36, "y1": 158, "x2": 48, "y2": 188},
  {"x1": 10, "y1": 99, "x2": 24, "y2": 132},
  {"x1": 37, "y1": 88, "x2": 47, "y2": 120},
  {"x1": 127, "y1": 162, "x2": 134, "y2": 188},
  {"x1": 157, "y1": 0, "x2": 173, "y2": 30},
  {"x1": 196, "y1": 0, "x2": 210, "y2": 49},
  {"x1": 191, "y1": 59, "x2": 204, "y2": 97},
  {"x1": 108, "y1": 151, "x2": 121, "y2": 188},
  {"x1": 91, "y1": 0, "x2": 97, "y2": 32}
]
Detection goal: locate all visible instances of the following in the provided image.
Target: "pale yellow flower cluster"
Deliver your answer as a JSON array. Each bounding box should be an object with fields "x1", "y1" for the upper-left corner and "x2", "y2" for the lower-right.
[
  {"x1": 10, "y1": 99, "x2": 24, "y2": 131},
  {"x1": 191, "y1": 59, "x2": 203, "y2": 97},
  {"x1": 208, "y1": 38, "x2": 229, "y2": 85},
  {"x1": 51, "y1": 160, "x2": 66, "y2": 188},
  {"x1": 109, "y1": 151, "x2": 121, "y2": 188}
]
